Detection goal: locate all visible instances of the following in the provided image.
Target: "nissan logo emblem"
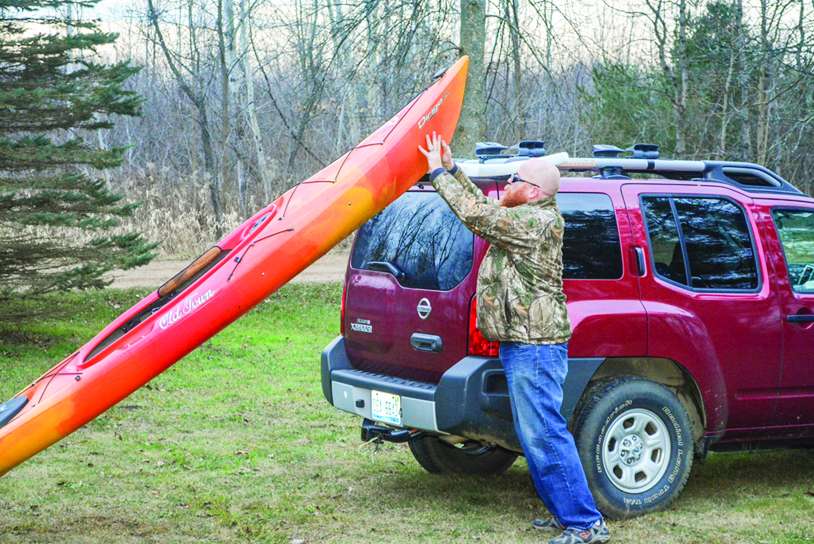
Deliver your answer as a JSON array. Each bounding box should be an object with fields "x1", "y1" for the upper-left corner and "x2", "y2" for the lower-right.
[{"x1": 417, "y1": 298, "x2": 432, "y2": 320}]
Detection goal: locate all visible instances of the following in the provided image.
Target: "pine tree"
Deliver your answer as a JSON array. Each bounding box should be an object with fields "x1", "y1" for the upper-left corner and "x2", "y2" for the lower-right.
[{"x1": 0, "y1": 0, "x2": 155, "y2": 318}]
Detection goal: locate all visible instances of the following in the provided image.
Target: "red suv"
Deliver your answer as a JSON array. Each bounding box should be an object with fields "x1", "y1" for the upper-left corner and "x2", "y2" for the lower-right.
[{"x1": 321, "y1": 143, "x2": 814, "y2": 518}]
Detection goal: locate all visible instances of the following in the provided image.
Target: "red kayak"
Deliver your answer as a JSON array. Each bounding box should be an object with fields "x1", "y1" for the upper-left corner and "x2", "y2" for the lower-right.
[{"x1": 0, "y1": 57, "x2": 469, "y2": 477}]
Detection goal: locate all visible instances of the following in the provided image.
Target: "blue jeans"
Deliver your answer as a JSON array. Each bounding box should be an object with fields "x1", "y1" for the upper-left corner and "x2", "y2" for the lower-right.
[{"x1": 500, "y1": 341, "x2": 602, "y2": 530}]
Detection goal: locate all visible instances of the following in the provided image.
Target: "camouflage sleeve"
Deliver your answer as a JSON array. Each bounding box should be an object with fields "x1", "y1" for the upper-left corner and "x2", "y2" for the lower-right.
[{"x1": 431, "y1": 167, "x2": 546, "y2": 252}]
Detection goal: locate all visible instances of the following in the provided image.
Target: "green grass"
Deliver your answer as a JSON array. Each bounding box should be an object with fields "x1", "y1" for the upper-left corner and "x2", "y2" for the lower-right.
[{"x1": 1, "y1": 284, "x2": 813, "y2": 543}]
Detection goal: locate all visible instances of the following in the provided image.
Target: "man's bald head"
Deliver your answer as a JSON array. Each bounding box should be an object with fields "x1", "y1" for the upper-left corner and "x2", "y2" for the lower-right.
[{"x1": 516, "y1": 157, "x2": 561, "y2": 198}]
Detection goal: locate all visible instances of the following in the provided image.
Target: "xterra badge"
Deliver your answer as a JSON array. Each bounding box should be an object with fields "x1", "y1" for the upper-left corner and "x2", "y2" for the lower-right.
[{"x1": 350, "y1": 318, "x2": 373, "y2": 334}]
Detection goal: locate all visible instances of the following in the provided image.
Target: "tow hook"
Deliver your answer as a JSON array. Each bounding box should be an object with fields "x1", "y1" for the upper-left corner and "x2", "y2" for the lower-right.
[{"x1": 361, "y1": 418, "x2": 422, "y2": 444}]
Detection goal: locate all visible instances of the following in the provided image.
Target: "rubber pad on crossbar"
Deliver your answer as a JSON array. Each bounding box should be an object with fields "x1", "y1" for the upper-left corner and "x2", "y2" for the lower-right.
[{"x1": 0, "y1": 396, "x2": 28, "y2": 429}]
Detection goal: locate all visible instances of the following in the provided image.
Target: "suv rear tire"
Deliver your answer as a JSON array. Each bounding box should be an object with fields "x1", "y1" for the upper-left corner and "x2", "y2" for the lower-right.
[
  {"x1": 573, "y1": 377, "x2": 694, "y2": 519},
  {"x1": 408, "y1": 435, "x2": 517, "y2": 475}
]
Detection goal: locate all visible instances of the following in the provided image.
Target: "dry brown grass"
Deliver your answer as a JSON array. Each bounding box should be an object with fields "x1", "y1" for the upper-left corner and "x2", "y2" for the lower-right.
[{"x1": 108, "y1": 172, "x2": 354, "y2": 258}]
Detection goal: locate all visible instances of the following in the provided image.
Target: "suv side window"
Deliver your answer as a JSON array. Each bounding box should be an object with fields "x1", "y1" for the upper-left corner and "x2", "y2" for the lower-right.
[
  {"x1": 772, "y1": 208, "x2": 814, "y2": 293},
  {"x1": 640, "y1": 197, "x2": 687, "y2": 284},
  {"x1": 559, "y1": 193, "x2": 623, "y2": 279},
  {"x1": 641, "y1": 196, "x2": 758, "y2": 290}
]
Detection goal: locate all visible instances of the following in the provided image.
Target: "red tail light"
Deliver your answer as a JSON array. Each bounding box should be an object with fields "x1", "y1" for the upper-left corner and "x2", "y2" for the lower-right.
[
  {"x1": 340, "y1": 280, "x2": 348, "y2": 336},
  {"x1": 467, "y1": 296, "x2": 499, "y2": 357}
]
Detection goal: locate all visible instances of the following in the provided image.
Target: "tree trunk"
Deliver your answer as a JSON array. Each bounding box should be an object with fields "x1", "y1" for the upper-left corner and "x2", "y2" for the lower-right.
[
  {"x1": 508, "y1": 0, "x2": 524, "y2": 139},
  {"x1": 797, "y1": 0, "x2": 805, "y2": 69},
  {"x1": 239, "y1": 0, "x2": 272, "y2": 202},
  {"x1": 456, "y1": 0, "x2": 487, "y2": 157},
  {"x1": 224, "y1": 0, "x2": 251, "y2": 217},
  {"x1": 286, "y1": 0, "x2": 321, "y2": 174},
  {"x1": 328, "y1": 0, "x2": 354, "y2": 156},
  {"x1": 673, "y1": 0, "x2": 688, "y2": 156},
  {"x1": 147, "y1": 0, "x2": 223, "y2": 232},
  {"x1": 719, "y1": 50, "x2": 736, "y2": 157},
  {"x1": 735, "y1": 0, "x2": 752, "y2": 159},
  {"x1": 217, "y1": 0, "x2": 233, "y2": 232},
  {"x1": 755, "y1": 0, "x2": 771, "y2": 164},
  {"x1": 198, "y1": 103, "x2": 221, "y2": 233}
]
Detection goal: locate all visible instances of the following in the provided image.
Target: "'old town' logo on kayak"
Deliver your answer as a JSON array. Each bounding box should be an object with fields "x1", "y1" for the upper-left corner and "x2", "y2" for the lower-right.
[{"x1": 158, "y1": 289, "x2": 216, "y2": 330}]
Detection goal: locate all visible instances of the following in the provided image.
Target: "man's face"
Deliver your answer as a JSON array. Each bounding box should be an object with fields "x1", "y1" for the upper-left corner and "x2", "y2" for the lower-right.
[{"x1": 500, "y1": 176, "x2": 540, "y2": 208}]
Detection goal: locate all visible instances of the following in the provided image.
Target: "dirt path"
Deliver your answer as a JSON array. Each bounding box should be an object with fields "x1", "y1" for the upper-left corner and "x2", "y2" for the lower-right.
[{"x1": 109, "y1": 250, "x2": 349, "y2": 289}]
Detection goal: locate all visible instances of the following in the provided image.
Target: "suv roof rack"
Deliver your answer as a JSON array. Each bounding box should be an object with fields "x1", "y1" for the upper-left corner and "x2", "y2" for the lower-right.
[
  {"x1": 558, "y1": 157, "x2": 802, "y2": 195},
  {"x1": 456, "y1": 155, "x2": 802, "y2": 195}
]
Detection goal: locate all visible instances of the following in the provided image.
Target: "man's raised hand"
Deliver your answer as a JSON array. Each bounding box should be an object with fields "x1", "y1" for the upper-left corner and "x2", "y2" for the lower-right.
[{"x1": 418, "y1": 132, "x2": 444, "y2": 172}]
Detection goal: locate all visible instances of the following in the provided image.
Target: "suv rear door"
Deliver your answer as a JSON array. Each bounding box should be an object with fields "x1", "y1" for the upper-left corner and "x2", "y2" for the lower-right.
[
  {"x1": 344, "y1": 184, "x2": 489, "y2": 382},
  {"x1": 556, "y1": 184, "x2": 647, "y2": 358},
  {"x1": 763, "y1": 201, "x2": 814, "y2": 428},
  {"x1": 622, "y1": 184, "x2": 784, "y2": 431}
]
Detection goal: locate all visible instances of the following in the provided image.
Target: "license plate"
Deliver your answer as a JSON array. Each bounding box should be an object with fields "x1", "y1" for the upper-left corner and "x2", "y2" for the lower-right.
[{"x1": 371, "y1": 390, "x2": 401, "y2": 426}]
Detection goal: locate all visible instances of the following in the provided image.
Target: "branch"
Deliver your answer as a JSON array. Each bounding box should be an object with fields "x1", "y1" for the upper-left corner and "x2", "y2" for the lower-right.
[{"x1": 249, "y1": 31, "x2": 326, "y2": 167}]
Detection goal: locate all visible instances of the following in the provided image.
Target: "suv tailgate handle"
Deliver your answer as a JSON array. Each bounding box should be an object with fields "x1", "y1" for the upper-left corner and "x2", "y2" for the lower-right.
[{"x1": 410, "y1": 333, "x2": 443, "y2": 352}]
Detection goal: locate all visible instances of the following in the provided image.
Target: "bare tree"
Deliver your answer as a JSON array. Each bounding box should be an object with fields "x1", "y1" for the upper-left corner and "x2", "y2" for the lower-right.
[
  {"x1": 238, "y1": 0, "x2": 273, "y2": 202},
  {"x1": 84, "y1": 0, "x2": 814, "y2": 256},
  {"x1": 146, "y1": 0, "x2": 223, "y2": 232},
  {"x1": 457, "y1": 0, "x2": 487, "y2": 155}
]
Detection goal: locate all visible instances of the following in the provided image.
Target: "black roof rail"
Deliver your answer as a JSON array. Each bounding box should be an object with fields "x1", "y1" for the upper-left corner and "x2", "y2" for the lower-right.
[
  {"x1": 557, "y1": 158, "x2": 803, "y2": 195},
  {"x1": 699, "y1": 161, "x2": 801, "y2": 194}
]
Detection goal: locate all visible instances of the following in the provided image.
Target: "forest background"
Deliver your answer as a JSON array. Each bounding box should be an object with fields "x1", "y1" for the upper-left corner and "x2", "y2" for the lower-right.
[{"x1": 10, "y1": 0, "x2": 814, "y2": 256}]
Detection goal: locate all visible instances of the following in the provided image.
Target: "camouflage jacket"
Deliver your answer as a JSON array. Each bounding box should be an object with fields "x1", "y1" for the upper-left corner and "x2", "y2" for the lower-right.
[{"x1": 430, "y1": 166, "x2": 571, "y2": 344}]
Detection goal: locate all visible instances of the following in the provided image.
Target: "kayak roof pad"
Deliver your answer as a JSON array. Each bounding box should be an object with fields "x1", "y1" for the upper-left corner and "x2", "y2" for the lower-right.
[{"x1": 0, "y1": 396, "x2": 28, "y2": 429}]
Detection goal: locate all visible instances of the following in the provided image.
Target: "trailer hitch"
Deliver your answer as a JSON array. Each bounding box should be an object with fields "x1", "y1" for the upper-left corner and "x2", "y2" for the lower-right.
[{"x1": 361, "y1": 418, "x2": 422, "y2": 444}]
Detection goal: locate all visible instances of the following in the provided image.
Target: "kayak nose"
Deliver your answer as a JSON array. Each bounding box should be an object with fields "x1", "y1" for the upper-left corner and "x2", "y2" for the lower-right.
[{"x1": 0, "y1": 396, "x2": 28, "y2": 429}]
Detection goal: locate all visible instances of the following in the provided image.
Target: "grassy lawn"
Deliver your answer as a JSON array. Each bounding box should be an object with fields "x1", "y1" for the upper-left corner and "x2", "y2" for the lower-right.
[{"x1": 1, "y1": 284, "x2": 813, "y2": 543}]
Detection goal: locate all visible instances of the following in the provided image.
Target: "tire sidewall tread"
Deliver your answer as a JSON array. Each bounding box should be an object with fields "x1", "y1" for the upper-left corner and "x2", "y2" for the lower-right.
[{"x1": 574, "y1": 376, "x2": 695, "y2": 519}]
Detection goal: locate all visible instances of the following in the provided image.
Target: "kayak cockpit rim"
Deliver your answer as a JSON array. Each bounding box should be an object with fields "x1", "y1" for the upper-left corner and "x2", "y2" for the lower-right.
[{"x1": 81, "y1": 246, "x2": 230, "y2": 364}]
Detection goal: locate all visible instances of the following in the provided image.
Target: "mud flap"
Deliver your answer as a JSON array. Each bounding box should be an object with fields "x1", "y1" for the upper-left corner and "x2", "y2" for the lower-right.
[{"x1": 0, "y1": 396, "x2": 28, "y2": 429}]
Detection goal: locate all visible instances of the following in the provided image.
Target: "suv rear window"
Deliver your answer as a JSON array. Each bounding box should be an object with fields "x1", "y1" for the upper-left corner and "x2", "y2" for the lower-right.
[{"x1": 351, "y1": 192, "x2": 474, "y2": 290}]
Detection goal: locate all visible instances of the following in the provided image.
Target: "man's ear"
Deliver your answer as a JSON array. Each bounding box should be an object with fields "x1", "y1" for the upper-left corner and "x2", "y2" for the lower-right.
[{"x1": 534, "y1": 186, "x2": 555, "y2": 200}]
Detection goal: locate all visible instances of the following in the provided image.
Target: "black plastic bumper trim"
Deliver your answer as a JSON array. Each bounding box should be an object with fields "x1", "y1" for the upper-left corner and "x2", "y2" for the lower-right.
[{"x1": 321, "y1": 335, "x2": 605, "y2": 451}]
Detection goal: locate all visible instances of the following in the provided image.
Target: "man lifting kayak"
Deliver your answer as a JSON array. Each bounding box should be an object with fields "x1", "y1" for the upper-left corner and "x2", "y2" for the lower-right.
[{"x1": 419, "y1": 132, "x2": 610, "y2": 544}]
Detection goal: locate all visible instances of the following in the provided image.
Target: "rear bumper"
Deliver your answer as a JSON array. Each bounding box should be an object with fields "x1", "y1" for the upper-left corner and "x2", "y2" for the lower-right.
[{"x1": 321, "y1": 336, "x2": 603, "y2": 452}]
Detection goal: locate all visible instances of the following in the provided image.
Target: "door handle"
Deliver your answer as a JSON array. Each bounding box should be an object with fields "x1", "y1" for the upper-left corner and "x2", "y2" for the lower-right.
[
  {"x1": 787, "y1": 314, "x2": 814, "y2": 323},
  {"x1": 633, "y1": 247, "x2": 646, "y2": 276},
  {"x1": 410, "y1": 333, "x2": 443, "y2": 352}
]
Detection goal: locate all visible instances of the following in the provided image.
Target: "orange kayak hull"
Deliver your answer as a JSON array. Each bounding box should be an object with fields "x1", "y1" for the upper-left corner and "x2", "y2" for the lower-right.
[{"x1": 0, "y1": 57, "x2": 469, "y2": 477}]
